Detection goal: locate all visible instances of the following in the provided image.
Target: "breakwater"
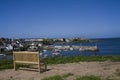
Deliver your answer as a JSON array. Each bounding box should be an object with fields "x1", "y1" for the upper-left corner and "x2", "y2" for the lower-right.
[{"x1": 51, "y1": 45, "x2": 99, "y2": 52}]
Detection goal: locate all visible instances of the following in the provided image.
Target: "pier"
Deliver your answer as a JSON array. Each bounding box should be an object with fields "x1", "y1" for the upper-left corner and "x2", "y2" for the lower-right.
[{"x1": 43, "y1": 45, "x2": 99, "y2": 52}]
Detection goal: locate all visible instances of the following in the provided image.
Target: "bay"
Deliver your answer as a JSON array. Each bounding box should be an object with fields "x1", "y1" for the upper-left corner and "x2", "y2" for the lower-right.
[{"x1": 0, "y1": 38, "x2": 120, "y2": 60}]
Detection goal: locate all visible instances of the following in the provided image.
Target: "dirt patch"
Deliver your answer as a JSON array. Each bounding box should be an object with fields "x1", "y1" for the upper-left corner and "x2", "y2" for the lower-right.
[{"x1": 0, "y1": 61, "x2": 120, "y2": 80}]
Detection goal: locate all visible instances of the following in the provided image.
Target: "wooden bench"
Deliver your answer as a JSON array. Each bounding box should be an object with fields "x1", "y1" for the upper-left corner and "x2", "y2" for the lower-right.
[{"x1": 13, "y1": 51, "x2": 47, "y2": 73}]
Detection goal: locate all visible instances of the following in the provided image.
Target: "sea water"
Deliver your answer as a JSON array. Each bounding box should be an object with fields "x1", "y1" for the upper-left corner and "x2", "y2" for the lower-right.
[
  {"x1": 0, "y1": 38, "x2": 120, "y2": 60},
  {"x1": 42, "y1": 38, "x2": 120, "y2": 57}
]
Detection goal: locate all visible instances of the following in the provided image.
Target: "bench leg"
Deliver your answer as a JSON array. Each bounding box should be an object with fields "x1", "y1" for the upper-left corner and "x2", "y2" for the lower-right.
[
  {"x1": 14, "y1": 62, "x2": 16, "y2": 71},
  {"x1": 45, "y1": 64, "x2": 47, "y2": 71},
  {"x1": 38, "y1": 64, "x2": 41, "y2": 73}
]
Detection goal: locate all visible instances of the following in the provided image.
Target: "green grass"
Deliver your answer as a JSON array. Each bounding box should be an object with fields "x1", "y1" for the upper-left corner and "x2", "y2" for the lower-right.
[
  {"x1": 41, "y1": 75, "x2": 114, "y2": 80},
  {"x1": 0, "y1": 60, "x2": 30, "y2": 70},
  {"x1": 0, "y1": 60, "x2": 13, "y2": 70},
  {"x1": 0, "y1": 56, "x2": 120, "y2": 70},
  {"x1": 46, "y1": 56, "x2": 120, "y2": 64},
  {"x1": 75, "y1": 76, "x2": 102, "y2": 80},
  {"x1": 42, "y1": 75, "x2": 64, "y2": 80},
  {"x1": 62, "y1": 73, "x2": 74, "y2": 78},
  {"x1": 75, "y1": 76, "x2": 114, "y2": 80}
]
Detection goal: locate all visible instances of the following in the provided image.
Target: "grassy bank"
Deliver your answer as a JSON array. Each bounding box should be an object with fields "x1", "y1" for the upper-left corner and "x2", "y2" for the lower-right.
[
  {"x1": 42, "y1": 74, "x2": 113, "y2": 80},
  {"x1": 0, "y1": 60, "x2": 13, "y2": 70},
  {"x1": 46, "y1": 56, "x2": 120, "y2": 64},
  {"x1": 0, "y1": 56, "x2": 120, "y2": 70}
]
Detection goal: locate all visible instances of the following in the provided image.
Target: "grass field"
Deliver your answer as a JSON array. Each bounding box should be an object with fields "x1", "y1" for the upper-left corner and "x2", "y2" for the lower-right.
[
  {"x1": 41, "y1": 74, "x2": 113, "y2": 80},
  {"x1": 0, "y1": 56, "x2": 120, "y2": 70}
]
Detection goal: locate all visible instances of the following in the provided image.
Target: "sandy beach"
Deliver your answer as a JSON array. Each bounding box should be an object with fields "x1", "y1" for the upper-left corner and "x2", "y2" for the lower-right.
[{"x1": 0, "y1": 61, "x2": 120, "y2": 80}]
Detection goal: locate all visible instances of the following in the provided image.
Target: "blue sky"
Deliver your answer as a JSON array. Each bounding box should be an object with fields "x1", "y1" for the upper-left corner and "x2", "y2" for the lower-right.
[{"x1": 0, "y1": 0, "x2": 120, "y2": 38}]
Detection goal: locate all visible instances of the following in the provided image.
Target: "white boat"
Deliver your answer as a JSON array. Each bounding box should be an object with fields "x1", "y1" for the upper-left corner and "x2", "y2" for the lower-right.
[
  {"x1": 0, "y1": 54, "x2": 6, "y2": 56},
  {"x1": 39, "y1": 52, "x2": 43, "y2": 56},
  {"x1": 70, "y1": 47, "x2": 73, "y2": 51},
  {"x1": 43, "y1": 49, "x2": 47, "y2": 52},
  {"x1": 79, "y1": 48, "x2": 85, "y2": 51},
  {"x1": 55, "y1": 49, "x2": 61, "y2": 52},
  {"x1": 52, "y1": 52, "x2": 60, "y2": 56}
]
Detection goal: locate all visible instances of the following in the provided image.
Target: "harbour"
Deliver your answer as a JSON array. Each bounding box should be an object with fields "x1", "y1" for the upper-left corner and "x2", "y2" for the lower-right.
[{"x1": 0, "y1": 38, "x2": 120, "y2": 60}]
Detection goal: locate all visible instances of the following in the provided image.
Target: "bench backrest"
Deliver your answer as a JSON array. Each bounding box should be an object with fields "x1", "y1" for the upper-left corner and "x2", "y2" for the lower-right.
[{"x1": 13, "y1": 51, "x2": 40, "y2": 64}]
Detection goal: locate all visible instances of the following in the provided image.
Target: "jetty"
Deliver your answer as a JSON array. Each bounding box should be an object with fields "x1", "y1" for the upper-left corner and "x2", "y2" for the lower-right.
[{"x1": 43, "y1": 45, "x2": 99, "y2": 52}]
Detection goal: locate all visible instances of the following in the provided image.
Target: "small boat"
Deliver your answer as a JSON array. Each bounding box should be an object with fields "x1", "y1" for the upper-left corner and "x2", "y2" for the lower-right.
[
  {"x1": 70, "y1": 47, "x2": 74, "y2": 51},
  {"x1": 79, "y1": 48, "x2": 85, "y2": 51},
  {"x1": 52, "y1": 52, "x2": 60, "y2": 57},
  {"x1": 39, "y1": 52, "x2": 43, "y2": 56},
  {"x1": 43, "y1": 49, "x2": 47, "y2": 52},
  {"x1": 0, "y1": 54, "x2": 6, "y2": 56},
  {"x1": 54, "y1": 49, "x2": 61, "y2": 52}
]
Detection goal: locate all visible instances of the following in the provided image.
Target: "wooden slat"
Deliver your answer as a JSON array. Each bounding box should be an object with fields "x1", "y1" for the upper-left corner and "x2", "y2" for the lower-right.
[
  {"x1": 13, "y1": 51, "x2": 38, "y2": 54},
  {"x1": 15, "y1": 61, "x2": 39, "y2": 64},
  {"x1": 14, "y1": 51, "x2": 39, "y2": 63},
  {"x1": 13, "y1": 51, "x2": 47, "y2": 73}
]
